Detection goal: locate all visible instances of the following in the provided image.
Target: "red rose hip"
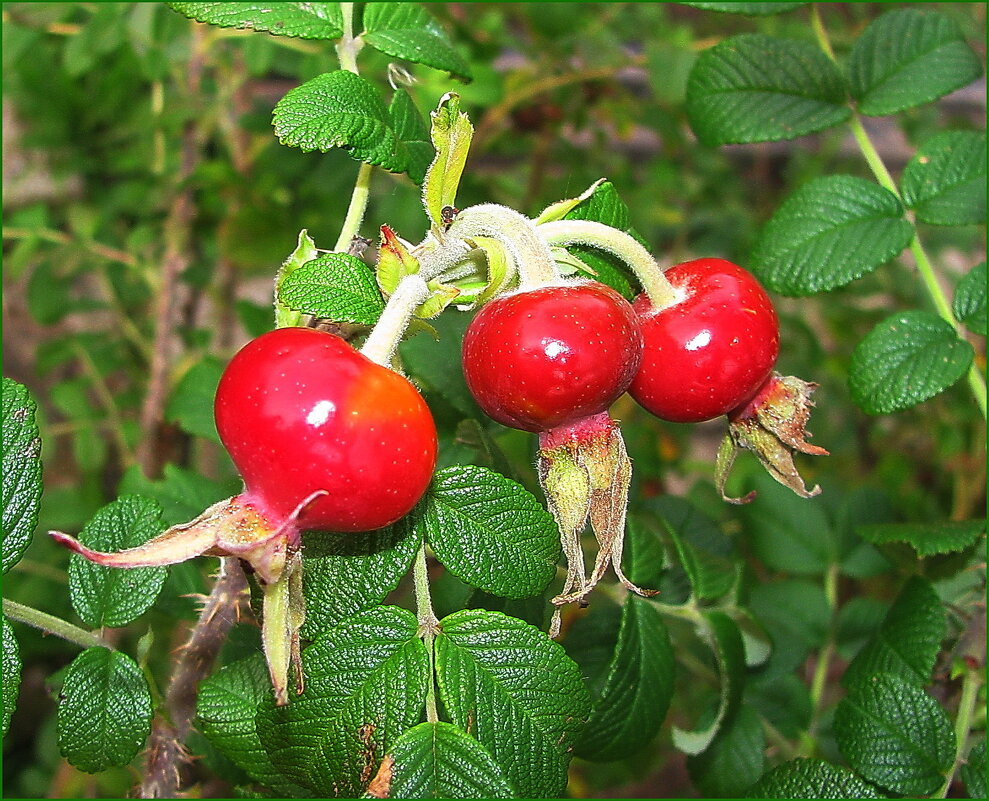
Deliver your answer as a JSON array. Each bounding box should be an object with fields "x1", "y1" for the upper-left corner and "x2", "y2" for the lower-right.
[
  {"x1": 629, "y1": 258, "x2": 779, "y2": 423},
  {"x1": 215, "y1": 326, "x2": 437, "y2": 532},
  {"x1": 461, "y1": 281, "x2": 643, "y2": 432}
]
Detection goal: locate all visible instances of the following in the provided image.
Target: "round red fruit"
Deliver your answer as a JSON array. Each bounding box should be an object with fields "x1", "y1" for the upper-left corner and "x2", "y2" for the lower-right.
[
  {"x1": 214, "y1": 327, "x2": 437, "y2": 532},
  {"x1": 629, "y1": 258, "x2": 779, "y2": 423},
  {"x1": 462, "y1": 281, "x2": 643, "y2": 432}
]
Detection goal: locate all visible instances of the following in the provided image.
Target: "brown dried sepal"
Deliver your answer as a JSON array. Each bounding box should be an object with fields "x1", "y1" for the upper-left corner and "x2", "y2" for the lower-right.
[{"x1": 716, "y1": 373, "x2": 829, "y2": 504}]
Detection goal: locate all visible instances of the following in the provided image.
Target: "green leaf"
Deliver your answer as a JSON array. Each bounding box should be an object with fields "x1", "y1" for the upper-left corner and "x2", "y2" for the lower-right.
[
  {"x1": 750, "y1": 175, "x2": 914, "y2": 296},
  {"x1": 575, "y1": 596, "x2": 675, "y2": 762},
  {"x1": 400, "y1": 310, "x2": 479, "y2": 418},
  {"x1": 688, "y1": 705, "x2": 766, "y2": 797},
  {"x1": 856, "y1": 519, "x2": 985, "y2": 557},
  {"x1": 277, "y1": 252, "x2": 385, "y2": 325},
  {"x1": 119, "y1": 463, "x2": 237, "y2": 526},
  {"x1": 165, "y1": 356, "x2": 225, "y2": 443},
  {"x1": 849, "y1": 310, "x2": 974, "y2": 414},
  {"x1": 301, "y1": 516, "x2": 422, "y2": 637},
  {"x1": 686, "y1": 34, "x2": 850, "y2": 146},
  {"x1": 167, "y1": 2, "x2": 343, "y2": 39},
  {"x1": 746, "y1": 758, "x2": 884, "y2": 798},
  {"x1": 902, "y1": 131, "x2": 987, "y2": 226},
  {"x1": 197, "y1": 655, "x2": 313, "y2": 797},
  {"x1": 954, "y1": 262, "x2": 987, "y2": 336},
  {"x1": 57, "y1": 647, "x2": 152, "y2": 774},
  {"x1": 424, "y1": 466, "x2": 559, "y2": 599},
  {"x1": 388, "y1": 89, "x2": 434, "y2": 185},
  {"x1": 2, "y1": 378, "x2": 42, "y2": 574},
  {"x1": 68, "y1": 496, "x2": 169, "y2": 628},
  {"x1": 961, "y1": 740, "x2": 987, "y2": 800},
  {"x1": 842, "y1": 576, "x2": 946, "y2": 689},
  {"x1": 435, "y1": 609, "x2": 591, "y2": 797},
  {"x1": 748, "y1": 579, "x2": 830, "y2": 680},
  {"x1": 848, "y1": 8, "x2": 983, "y2": 116},
  {"x1": 361, "y1": 3, "x2": 471, "y2": 81},
  {"x1": 273, "y1": 70, "x2": 418, "y2": 174},
  {"x1": 2, "y1": 616, "x2": 20, "y2": 737},
  {"x1": 672, "y1": 611, "x2": 746, "y2": 755},
  {"x1": 682, "y1": 2, "x2": 806, "y2": 14},
  {"x1": 834, "y1": 673, "x2": 954, "y2": 796},
  {"x1": 654, "y1": 496, "x2": 736, "y2": 601},
  {"x1": 381, "y1": 721, "x2": 515, "y2": 799},
  {"x1": 275, "y1": 230, "x2": 320, "y2": 329},
  {"x1": 422, "y1": 93, "x2": 474, "y2": 229},
  {"x1": 257, "y1": 606, "x2": 429, "y2": 796}
]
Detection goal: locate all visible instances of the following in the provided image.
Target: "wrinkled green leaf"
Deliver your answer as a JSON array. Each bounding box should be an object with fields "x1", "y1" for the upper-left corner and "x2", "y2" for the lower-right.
[
  {"x1": 961, "y1": 740, "x2": 986, "y2": 799},
  {"x1": 849, "y1": 310, "x2": 974, "y2": 415},
  {"x1": 2, "y1": 616, "x2": 20, "y2": 738},
  {"x1": 422, "y1": 93, "x2": 474, "y2": 229},
  {"x1": 848, "y1": 8, "x2": 983, "y2": 116},
  {"x1": 167, "y1": 2, "x2": 343, "y2": 39},
  {"x1": 672, "y1": 611, "x2": 745, "y2": 755},
  {"x1": 954, "y1": 261, "x2": 987, "y2": 336},
  {"x1": 902, "y1": 131, "x2": 986, "y2": 226},
  {"x1": 751, "y1": 175, "x2": 914, "y2": 296},
  {"x1": 834, "y1": 673, "x2": 954, "y2": 796},
  {"x1": 856, "y1": 519, "x2": 985, "y2": 557},
  {"x1": 361, "y1": 3, "x2": 471, "y2": 81},
  {"x1": 277, "y1": 252, "x2": 385, "y2": 325},
  {"x1": 257, "y1": 606, "x2": 429, "y2": 796},
  {"x1": 301, "y1": 516, "x2": 421, "y2": 637},
  {"x1": 2, "y1": 378, "x2": 42, "y2": 574},
  {"x1": 435, "y1": 609, "x2": 590, "y2": 797},
  {"x1": 654, "y1": 495, "x2": 736, "y2": 601},
  {"x1": 842, "y1": 576, "x2": 946, "y2": 689},
  {"x1": 686, "y1": 34, "x2": 849, "y2": 146},
  {"x1": 576, "y1": 596, "x2": 674, "y2": 762},
  {"x1": 166, "y1": 356, "x2": 225, "y2": 443},
  {"x1": 381, "y1": 721, "x2": 515, "y2": 799},
  {"x1": 388, "y1": 89, "x2": 433, "y2": 185},
  {"x1": 57, "y1": 647, "x2": 152, "y2": 773},
  {"x1": 746, "y1": 758, "x2": 884, "y2": 798},
  {"x1": 197, "y1": 655, "x2": 313, "y2": 797},
  {"x1": 275, "y1": 230, "x2": 320, "y2": 329},
  {"x1": 688, "y1": 705, "x2": 766, "y2": 797},
  {"x1": 682, "y1": 2, "x2": 806, "y2": 14},
  {"x1": 68, "y1": 495, "x2": 169, "y2": 628},
  {"x1": 424, "y1": 466, "x2": 559, "y2": 599}
]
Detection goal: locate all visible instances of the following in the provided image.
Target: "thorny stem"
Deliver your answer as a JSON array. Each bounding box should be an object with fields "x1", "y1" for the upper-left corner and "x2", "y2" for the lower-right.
[
  {"x1": 538, "y1": 218, "x2": 679, "y2": 308},
  {"x1": 811, "y1": 4, "x2": 987, "y2": 420},
  {"x1": 360, "y1": 274, "x2": 430, "y2": 366},
  {"x1": 2, "y1": 598, "x2": 109, "y2": 651},
  {"x1": 140, "y1": 558, "x2": 250, "y2": 799},
  {"x1": 413, "y1": 544, "x2": 439, "y2": 724},
  {"x1": 936, "y1": 666, "x2": 984, "y2": 798}
]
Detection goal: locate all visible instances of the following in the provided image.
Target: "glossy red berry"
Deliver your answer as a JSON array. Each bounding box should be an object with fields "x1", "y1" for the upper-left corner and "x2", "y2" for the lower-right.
[
  {"x1": 629, "y1": 258, "x2": 779, "y2": 423},
  {"x1": 214, "y1": 327, "x2": 437, "y2": 532},
  {"x1": 462, "y1": 281, "x2": 643, "y2": 432}
]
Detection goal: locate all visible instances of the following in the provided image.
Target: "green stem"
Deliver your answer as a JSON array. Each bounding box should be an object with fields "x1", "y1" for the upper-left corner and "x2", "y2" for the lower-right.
[
  {"x1": 812, "y1": 4, "x2": 988, "y2": 419},
  {"x1": 360, "y1": 274, "x2": 430, "y2": 366},
  {"x1": 936, "y1": 666, "x2": 984, "y2": 798},
  {"x1": 537, "y1": 219, "x2": 679, "y2": 308},
  {"x1": 413, "y1": 543, "x2": 439, "y2": 724},
  {"x1": 2, "y1": 598, "x2": 109, "y2": 651},
  {"x1": 803, "y1": 563, "x2": 840, "y2": 755}
]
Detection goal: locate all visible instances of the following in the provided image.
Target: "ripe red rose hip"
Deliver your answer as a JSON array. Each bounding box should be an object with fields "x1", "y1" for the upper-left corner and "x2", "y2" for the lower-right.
[
  {"x1": 629, "y1": 258, "x2": 779, "y2": 423},
  {"x1": 214, "y1": 326, "x2": 437, "y2": 532},
  {"x1": 462, "y1": 281, "x2": 643, "y2": 432}
]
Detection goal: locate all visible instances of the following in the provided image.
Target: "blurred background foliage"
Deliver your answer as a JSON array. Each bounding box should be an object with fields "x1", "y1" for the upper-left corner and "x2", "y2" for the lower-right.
[{"x1": 2, "y1": 2, "x2": 984, "y2": 797}]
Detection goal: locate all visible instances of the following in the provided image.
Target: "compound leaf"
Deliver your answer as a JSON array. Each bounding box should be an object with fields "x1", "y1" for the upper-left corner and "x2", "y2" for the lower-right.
[
  {"x1": 902, "y1": 131, "x2": 986, "y2": 226},
  {"x1": 849, "y1": 8, "x2": 983, "y2": 116},
  {"x1": 751, "y1": 175, "x2": 914, "y2": 296},
  {"x1": 424, "y1": 466, "x2": 559, "y2": 599},
  {"x1": 379, "y1": 721, "x2": 515, "y2": 799},
  {"x1": 167, "y1": 2, "x2": 343, "y2": 39},
  {"x1": 856, "y1": 519, "x2": 985, "y2": 558},
  {"x1": 686, "y1": 34, "x2": 849, "y2": 146},
  {"x1": 2, "y1": 377, "x2": 42, "y2": 574},
  {"x1": 277, "y1": 252, "x2": 385, "y2": 325},
  {"x1": 361, "y1": 3, "x2": 471, "y2": 81},
  {"x1": 2, "y1": 616, "x2": 20, "y2": 737},
  {"x1": 57, "y1": 647, "x2": 152, "y2": 774},
  {"x1": 834, "y1": 673, "x2": 954, "y2": 796},
  {"x1": 746, "y1": 758, "x2": 884, "y2": 798},
  {"x1": 954, "y1": 262, "x2": 987, "y2": 336},
  {"x1": 435, "y1": 609, "x2": 591, "y2": 797},
  {"x1": 68, "y1": 495, "x2": 169, "y2": 628},
  {"x1": 849, "y1": 310, "x2": 974, "y2": 414},
  {"x1": 575, "y1": 595, "x2": 675, "y2": 762},
  {"x1": 257, "y1": 606, "x2": 428, "y2": 797}
]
